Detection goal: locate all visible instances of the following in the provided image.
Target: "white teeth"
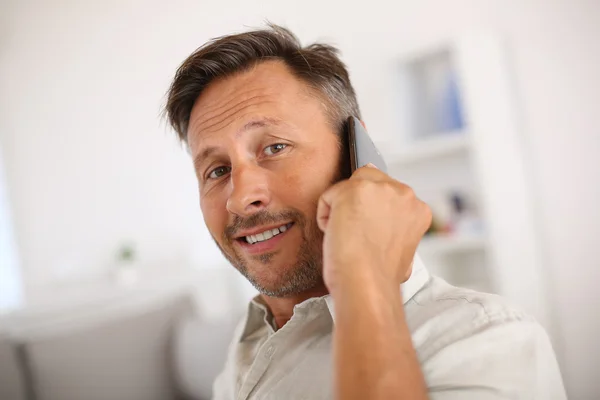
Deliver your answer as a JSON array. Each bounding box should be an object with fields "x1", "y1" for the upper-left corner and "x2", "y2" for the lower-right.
[{"x1": 244, "y1": 224, "x2": 291, "y2": 244}]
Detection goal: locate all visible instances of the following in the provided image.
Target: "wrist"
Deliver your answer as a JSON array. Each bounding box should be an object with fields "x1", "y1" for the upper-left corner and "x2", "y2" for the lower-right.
[
  {"x1": 326, "y1": 259, "x2": 401, "y2": 302},
  {"x1": 329, "y1": 264, "x2": 405, "y2": 330}
]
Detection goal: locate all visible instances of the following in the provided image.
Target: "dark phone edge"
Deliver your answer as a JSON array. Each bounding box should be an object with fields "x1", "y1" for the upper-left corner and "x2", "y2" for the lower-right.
[{"x1": 346, "y1": 116, "x2": 358, "y2": 174}]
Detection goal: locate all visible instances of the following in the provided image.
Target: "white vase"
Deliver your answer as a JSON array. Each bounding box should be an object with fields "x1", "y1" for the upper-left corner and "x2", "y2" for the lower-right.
[{"x1": 113, "y1": 264, "x2": 139, "y2": 287}]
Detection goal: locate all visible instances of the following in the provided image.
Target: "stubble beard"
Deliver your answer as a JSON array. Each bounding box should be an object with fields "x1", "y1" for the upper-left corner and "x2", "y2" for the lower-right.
[{"x1": 213, "y1": 208, "x2": 325, "y2": 298}]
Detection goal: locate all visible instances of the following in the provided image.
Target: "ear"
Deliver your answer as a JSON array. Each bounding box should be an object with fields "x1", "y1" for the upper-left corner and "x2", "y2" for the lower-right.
[{"x1": 360, "y1": 120, "x2": 367, "y2": 130}]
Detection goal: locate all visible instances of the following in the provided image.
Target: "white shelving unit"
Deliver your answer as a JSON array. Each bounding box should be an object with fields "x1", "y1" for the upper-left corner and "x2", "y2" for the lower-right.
[
  {"x1": 418, "y1": 233, "x2": 486, "y2": 255},
  {"x1": 380, "y1": 33, "x2": 552, "y2": 329},
  {"x1": 384, "y1": 132, "x2": 469, "y2": 166}
]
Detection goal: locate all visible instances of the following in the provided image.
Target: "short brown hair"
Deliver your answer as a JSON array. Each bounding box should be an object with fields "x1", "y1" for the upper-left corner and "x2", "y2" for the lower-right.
[{"x1": 164, "y1": 23, "x2": 361, "y2": 143}]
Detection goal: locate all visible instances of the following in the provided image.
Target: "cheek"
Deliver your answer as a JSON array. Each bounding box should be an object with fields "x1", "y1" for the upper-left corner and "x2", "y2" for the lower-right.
[
  {"x1": 278, "y1": 162, "x2": 334, "y2": 213},
  {"x1": 200, "y1": 196, "x2": 227, "y2": 239}
]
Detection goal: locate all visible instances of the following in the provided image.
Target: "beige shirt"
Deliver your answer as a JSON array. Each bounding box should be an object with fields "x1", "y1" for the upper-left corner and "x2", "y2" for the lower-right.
[{"x1": 212, "y1": 257, "x2": 567, "y2": 399}]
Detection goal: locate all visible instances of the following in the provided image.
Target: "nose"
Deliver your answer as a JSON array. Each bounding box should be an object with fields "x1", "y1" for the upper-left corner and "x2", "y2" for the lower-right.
[{"x1": 226, "y1": 163, "x2": 272, "y2": 217}]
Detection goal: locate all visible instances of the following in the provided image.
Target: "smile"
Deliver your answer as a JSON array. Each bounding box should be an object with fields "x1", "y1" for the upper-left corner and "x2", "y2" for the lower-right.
[{"x1": 245, "y1": 223, "x2": 293, "y2": 244}]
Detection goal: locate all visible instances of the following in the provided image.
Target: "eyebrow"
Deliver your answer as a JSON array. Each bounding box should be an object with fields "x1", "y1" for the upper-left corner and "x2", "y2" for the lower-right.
[
  {"x1": 237, "y1": 117, "x2": 284, "y2": 134},
  {"x1": 193, "y1": 146, "x2": 219, "y2": 171},
  {"x1": 192, "y1": 117, "x2": 286, "y2": 170}
]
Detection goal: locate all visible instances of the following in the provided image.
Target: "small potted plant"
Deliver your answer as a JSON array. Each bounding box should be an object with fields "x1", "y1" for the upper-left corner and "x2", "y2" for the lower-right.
[{"x1": 113, "y1": 242, "x2": 139, "y2": 286}]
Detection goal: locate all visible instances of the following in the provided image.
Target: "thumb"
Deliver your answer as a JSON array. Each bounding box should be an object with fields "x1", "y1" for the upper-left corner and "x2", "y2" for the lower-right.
[
  {"x1": 316, "y1": 190, "x2": 332, "y2": 232},
  {"x1": 316, "y1": 181, "x2": 346, "y2": 232}
]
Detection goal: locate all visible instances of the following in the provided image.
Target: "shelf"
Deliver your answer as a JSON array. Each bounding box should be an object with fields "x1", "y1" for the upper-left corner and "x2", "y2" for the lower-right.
[
  {"x1": 382, "y1": 131, "x2": 469, "y2": 166},
  {"x1": 418, "y1": 233, "x2": 486, "y2": 254}
]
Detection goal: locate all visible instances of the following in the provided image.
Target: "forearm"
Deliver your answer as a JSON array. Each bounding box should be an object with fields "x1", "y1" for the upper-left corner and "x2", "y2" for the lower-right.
[{"x1": 331, "y1": 267, "x2": 428, "y2": 400}]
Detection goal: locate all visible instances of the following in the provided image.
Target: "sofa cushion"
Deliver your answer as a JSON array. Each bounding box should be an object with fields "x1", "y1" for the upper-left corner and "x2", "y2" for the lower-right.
[
  {"x1": 21, "y1": 294, "x2": 193, "y2": 400},
  {"x1": 0, "y1": 334, "x2": 27, "y2": 400},
  {"x1": 172, "y1": 316, "x2": 240, "y2": 400}
]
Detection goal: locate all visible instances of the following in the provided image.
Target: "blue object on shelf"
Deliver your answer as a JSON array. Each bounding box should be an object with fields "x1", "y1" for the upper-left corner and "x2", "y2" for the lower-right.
[{"x1": 438, "y1": 70, "x2": 465, "y2": 132}]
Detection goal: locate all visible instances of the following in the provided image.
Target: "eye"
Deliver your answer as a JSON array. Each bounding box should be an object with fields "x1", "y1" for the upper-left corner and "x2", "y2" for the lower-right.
[
  {"x1": 264, "y1": 143, "x2": 287, "y2": 156},
  {"x1": 208, "y1": 166, "x2": 231, "y2": 179}
]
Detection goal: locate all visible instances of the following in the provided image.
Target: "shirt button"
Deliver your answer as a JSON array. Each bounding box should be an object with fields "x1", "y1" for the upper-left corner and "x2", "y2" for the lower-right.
[{"x1": 265, "y1": 344, "x2": 275, "y2": 359}]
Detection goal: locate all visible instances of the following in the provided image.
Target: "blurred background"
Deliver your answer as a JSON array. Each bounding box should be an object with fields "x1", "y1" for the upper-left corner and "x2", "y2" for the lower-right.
[{"x1": 0, "y1": 0, "x2": 598, "y2": 399}]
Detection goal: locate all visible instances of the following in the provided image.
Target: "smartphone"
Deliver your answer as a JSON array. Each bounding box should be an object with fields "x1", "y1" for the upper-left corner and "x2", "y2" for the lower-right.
[{"x1": 346, "y1": 116, "x2": 388, "y2": 174}]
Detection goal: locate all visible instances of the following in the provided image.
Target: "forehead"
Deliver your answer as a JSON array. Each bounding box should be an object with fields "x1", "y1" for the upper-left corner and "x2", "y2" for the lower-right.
[{"x1": 187, "y1": 61, "x2": 325, "y2": 145}]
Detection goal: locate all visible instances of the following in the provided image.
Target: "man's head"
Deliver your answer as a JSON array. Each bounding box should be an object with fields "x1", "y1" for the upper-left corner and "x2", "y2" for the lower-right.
[{"x1": 164, "y1": 24, "x2": 360, "y2": 297}]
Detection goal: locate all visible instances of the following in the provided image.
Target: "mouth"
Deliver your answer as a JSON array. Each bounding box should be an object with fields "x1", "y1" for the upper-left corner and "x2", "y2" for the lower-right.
[
  {"x1": 235, "y1": 222, "x2": 295, "y2": 254},
  {"x1": 238, "y1": 222, "x2": 293, "y2": 244}
]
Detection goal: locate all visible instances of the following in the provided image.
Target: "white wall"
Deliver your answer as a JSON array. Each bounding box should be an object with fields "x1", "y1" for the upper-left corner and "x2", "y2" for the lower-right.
[
  {"x1": 1, "y1": 0, "x2": 599, "y2": 397},
  {"x1": 0, "y1": 143, "x2": 23, "y2": 312},
  {"x1": 500, "y1": 3, "x2": 600, "y2": 397}
]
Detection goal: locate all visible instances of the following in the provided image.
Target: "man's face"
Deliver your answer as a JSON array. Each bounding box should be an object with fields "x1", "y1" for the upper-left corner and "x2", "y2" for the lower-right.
[{"x1": 188, "y1": 61, "x2": 342, "y2": 297}]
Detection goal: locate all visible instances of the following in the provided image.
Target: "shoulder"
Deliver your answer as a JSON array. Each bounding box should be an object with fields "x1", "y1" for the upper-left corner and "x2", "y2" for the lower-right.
[
  {"x1": 406, "y1": 276, "x2": 541, "y2": 362},
  {"x1": 405, "y1": 276, "x2": 566, "y2": 397}
]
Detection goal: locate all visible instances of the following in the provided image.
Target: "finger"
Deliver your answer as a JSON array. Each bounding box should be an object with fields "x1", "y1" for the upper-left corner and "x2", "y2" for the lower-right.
[
  {"x1": 316, "y1": 192, "x2": 331, "y2": 232},
  {"x1": 355, "y1": 166, "x2": 417, "y2": 196},
  {"x1": 317, "y1": 180, "x2": 348, "y2": 232},
  {"x1": 349, "y1": 164, "x2": 389, "y2": 182}
]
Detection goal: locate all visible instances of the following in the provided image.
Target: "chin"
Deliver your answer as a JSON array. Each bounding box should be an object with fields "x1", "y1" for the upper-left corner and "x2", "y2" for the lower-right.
[{"x1": 243, "y1": 259, "x2": 323, "y2": 298}]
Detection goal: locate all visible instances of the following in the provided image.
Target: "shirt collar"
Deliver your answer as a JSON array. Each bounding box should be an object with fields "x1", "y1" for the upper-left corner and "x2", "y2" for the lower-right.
[
  {"x1": 324, "y1": 254, "x2": 429, "y2": 321},
  {"x1": 240, "y1": 254, "x2": 430, "y2": 338}
]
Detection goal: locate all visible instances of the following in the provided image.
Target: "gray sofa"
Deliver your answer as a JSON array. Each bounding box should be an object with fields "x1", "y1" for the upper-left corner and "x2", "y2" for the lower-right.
[
  {"x1": 0, "y1": 290, "x2": 240, "y2": 400},
  {"x1": 0, "y1": 333, "x2": 27, "y2": 400}
]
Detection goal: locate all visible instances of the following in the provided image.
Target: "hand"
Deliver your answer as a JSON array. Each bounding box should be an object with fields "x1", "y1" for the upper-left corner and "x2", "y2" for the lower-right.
[{"x1": 316, "y1": 164, "x2": 432, "y2": 294}]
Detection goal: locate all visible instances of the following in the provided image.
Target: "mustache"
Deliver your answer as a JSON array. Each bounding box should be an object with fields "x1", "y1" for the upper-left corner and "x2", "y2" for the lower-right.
[{"x1": 224, "y1": 209, "x2": 304, "y2": 240}]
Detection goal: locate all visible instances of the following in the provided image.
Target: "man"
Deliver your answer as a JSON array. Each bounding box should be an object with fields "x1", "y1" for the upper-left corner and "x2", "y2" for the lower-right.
[{"x1": 164, "y1": 24, "x2": 566, "y2": 400}]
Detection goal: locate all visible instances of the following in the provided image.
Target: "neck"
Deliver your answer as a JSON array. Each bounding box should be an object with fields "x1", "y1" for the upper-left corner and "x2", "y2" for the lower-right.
[{"x1": 261, "y1": 284, "x2": 329, "y2": 329}]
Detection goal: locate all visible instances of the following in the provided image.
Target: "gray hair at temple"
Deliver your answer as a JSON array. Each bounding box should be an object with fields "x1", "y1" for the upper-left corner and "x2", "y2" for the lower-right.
[{"x1": 163, "y1": 23, "x2": 361, "y2": 144}]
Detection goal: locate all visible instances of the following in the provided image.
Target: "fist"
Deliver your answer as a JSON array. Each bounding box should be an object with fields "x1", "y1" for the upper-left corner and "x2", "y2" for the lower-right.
[{"x1": 316, "y1": 164, "x2": 432, "y2": 293}]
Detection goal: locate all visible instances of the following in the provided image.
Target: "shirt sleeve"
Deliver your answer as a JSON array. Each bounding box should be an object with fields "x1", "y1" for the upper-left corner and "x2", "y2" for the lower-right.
[{"x1": 423, "y1": 319, "x2": 567, "y2": 400}]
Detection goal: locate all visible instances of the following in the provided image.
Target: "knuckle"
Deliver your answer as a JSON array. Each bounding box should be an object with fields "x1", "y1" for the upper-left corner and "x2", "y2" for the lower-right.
[
  {"x1": 381, "y1": 182, "x2": 397, "y2": 197},
  {"x1": 422, "y1": 202, "x2": 433, "y2": 220},
  {"x1": 347, "y1": 179, "x2": 366, "y2": 194},
  {"x1": 340, "y1": 180, "x2": 365, "y2": 201},
  {"x1": 349, "y1": 180, "x2": 383, "y2": 204},
  {"x1": 420, "y1": 202, "x2": 433, "y2": 228},
  {"x1": 395, "y1": 183, "x2": 416, "y2": 202},
  {"x1": 356, "y1": 178, "x2": 374, "y2": 191},
  {"x1": 351, "y1": 168, "x2": 368, "y2": 181},
  {"x1": 405, "y1": 185, "x2": 417, "y2": 200}
]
